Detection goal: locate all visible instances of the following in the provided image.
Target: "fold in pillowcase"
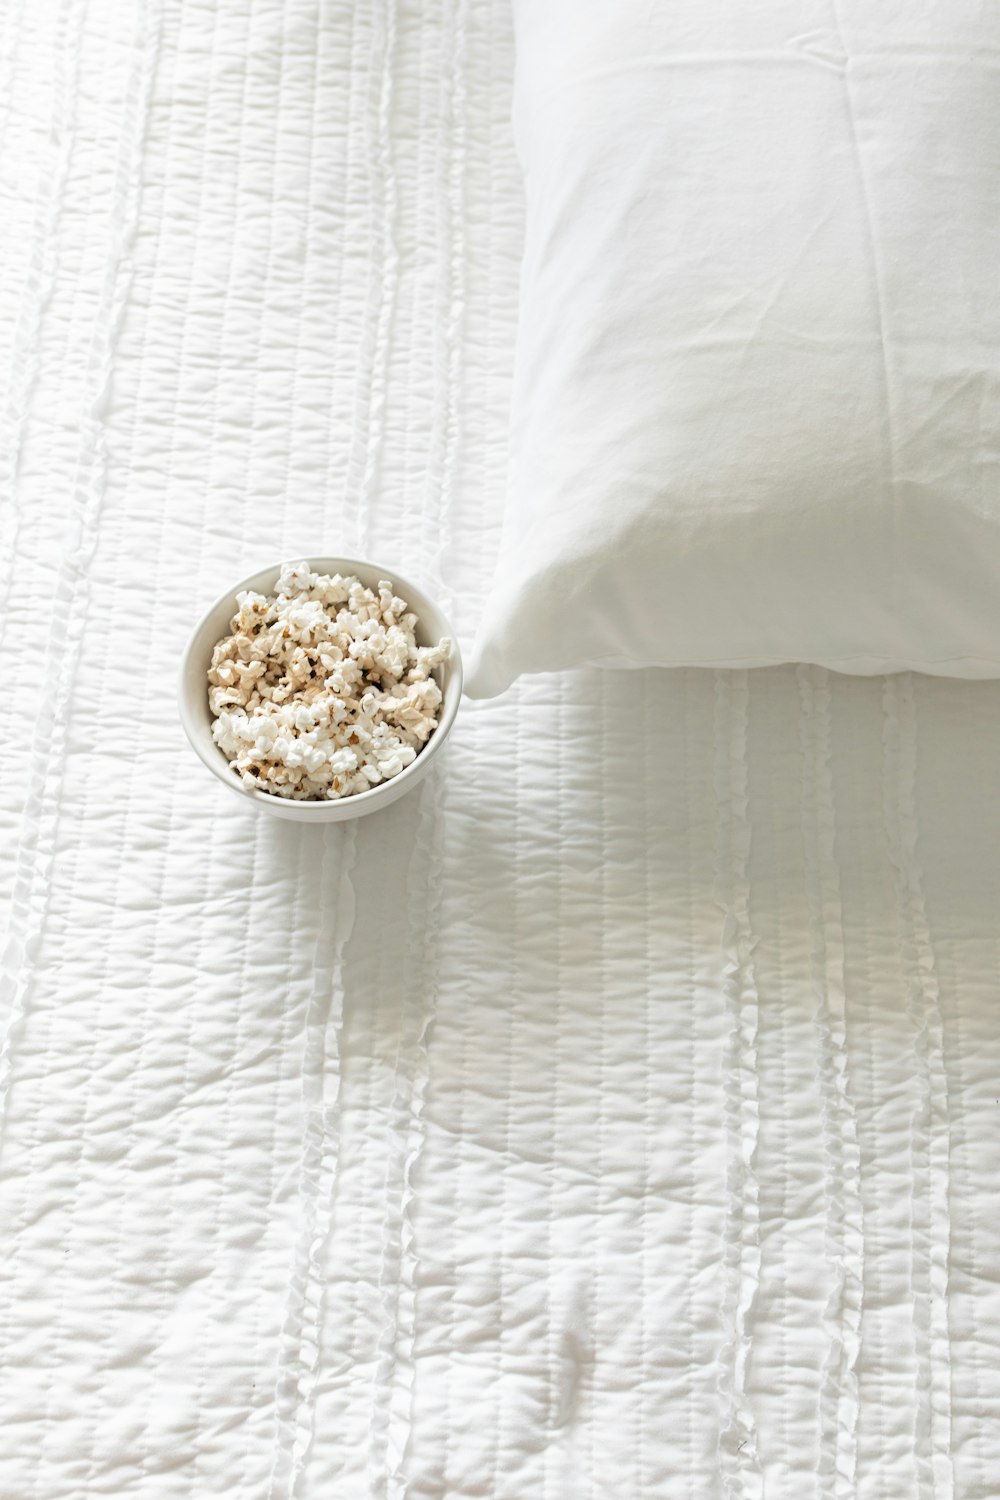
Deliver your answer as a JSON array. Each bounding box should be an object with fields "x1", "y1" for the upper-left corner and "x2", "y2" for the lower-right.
[{"x1": 465, "y1": 0, "x2": 1000, "y2": 697}]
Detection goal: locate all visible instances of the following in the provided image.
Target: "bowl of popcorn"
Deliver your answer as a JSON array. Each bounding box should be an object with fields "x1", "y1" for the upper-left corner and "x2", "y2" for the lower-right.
[{"x1": 179, "y1": 558, "x2": 461, "y2": 821}]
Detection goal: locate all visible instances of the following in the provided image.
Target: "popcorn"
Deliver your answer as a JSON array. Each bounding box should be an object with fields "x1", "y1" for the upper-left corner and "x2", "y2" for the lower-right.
[{"x1": 207, "y1": 562, "x2": 451, "y2": 801}]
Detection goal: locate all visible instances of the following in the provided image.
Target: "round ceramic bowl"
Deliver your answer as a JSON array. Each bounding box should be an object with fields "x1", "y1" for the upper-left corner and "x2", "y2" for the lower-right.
[{"x1": 178, "y1": 557, "x2": 462, "y2": 822}]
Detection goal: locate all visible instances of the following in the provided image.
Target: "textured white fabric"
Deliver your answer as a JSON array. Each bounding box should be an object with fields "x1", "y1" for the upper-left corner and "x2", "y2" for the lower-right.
[
  {"x1": 465, "y1": 0, "x2": 1000, "y2": 698},
  {"x1": 2, "y1": 3, "x2": 1000, "y2": 1499}
]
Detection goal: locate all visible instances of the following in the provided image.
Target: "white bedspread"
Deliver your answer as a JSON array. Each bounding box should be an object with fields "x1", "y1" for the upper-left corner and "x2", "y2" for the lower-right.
[{"x1": 2, "y1": 3, "x2": 999, "y2": 1497}]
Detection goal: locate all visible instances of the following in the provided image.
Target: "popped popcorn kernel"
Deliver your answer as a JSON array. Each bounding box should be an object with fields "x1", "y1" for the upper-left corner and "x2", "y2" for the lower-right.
[{"x1": 207, "y1": 563, "x2": 451, "y2": 801}]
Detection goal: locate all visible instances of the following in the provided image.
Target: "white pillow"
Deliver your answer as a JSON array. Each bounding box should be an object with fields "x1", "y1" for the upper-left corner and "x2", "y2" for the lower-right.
[{"x1": 465, "y1": 0, "x2": 1000, "y2": 697}]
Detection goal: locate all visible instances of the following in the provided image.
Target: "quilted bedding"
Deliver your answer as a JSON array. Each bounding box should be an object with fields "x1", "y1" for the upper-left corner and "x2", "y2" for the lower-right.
[{"x1": 1, "y1": 2, "x2": 999, "y2": 1497}]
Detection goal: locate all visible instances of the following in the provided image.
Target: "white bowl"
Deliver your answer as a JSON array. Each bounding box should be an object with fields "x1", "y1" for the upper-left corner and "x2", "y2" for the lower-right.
[{"x1": 178, "y1": 557, "x2": 462, "y2": 821}]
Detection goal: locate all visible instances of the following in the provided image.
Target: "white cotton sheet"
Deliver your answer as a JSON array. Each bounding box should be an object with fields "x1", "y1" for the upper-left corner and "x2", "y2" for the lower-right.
[{"x1": 1, "y1": 3, "x2": 999, "y2": 1498}]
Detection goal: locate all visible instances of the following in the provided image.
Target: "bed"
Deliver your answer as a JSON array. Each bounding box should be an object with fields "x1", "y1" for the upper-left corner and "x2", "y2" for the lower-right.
[{"x1": 2, "y1": 1, "x2": 999, "y2": 1495}]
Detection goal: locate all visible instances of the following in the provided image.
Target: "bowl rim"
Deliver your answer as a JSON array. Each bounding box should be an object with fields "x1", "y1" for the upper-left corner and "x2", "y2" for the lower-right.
[{"x1": 178, "y1": 555, "x2": 463, "y2": 813}]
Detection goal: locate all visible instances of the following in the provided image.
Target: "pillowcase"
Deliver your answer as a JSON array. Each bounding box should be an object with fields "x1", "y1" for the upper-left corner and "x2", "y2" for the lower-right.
[{"x1": 465, "y1": 0, "x2": 1000, "y2": 697}]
